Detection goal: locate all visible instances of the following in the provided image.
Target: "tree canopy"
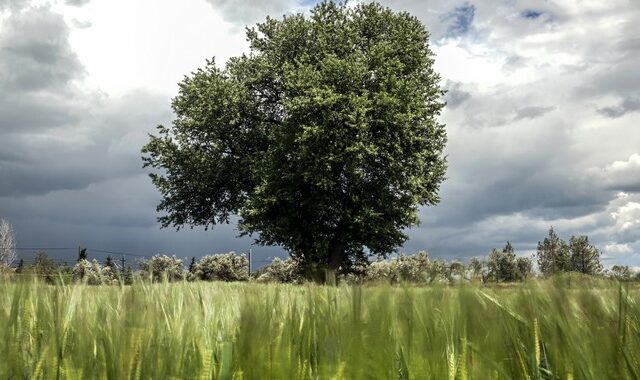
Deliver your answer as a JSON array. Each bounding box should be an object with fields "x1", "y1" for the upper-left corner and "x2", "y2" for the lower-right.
[
  {"x1": 142, "y1": 2, "x2": 447, "y2": 278},
  {"x1": 536, "y1": 228, "x2": 602, "y2": 276}
]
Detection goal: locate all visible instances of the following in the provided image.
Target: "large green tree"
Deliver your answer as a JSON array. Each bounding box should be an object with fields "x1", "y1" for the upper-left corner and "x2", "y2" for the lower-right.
[{"x1": 142, "y1": 2, "x2": 447, "y2": 278}]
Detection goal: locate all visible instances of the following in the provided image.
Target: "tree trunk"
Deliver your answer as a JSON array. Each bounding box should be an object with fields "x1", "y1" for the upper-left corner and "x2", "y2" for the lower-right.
[{"x1": 325, "y1": 231, "x2": 346, "y2": 285}]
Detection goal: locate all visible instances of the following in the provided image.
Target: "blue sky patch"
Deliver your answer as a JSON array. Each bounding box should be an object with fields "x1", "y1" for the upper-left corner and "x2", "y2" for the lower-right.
[
  {"x1": 444, "y1": 2, "x2": 476, "y2": 38},
  {"x1": 300, "y1": 0, "x2": 320, "y2": 7},
  {"x1": 522, "y1": 10, "x2": 543, "y2": 19}
]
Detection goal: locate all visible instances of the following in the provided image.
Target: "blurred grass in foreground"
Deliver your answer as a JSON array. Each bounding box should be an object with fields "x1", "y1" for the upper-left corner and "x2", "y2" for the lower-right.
[{"x1": 1, "y1": 276, "x2": 639, "y2": 379}]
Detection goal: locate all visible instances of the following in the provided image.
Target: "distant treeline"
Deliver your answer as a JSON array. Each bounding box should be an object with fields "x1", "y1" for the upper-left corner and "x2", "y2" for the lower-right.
[{"x1": 3, "y1": 228, "x2": 638, "y2": 285}]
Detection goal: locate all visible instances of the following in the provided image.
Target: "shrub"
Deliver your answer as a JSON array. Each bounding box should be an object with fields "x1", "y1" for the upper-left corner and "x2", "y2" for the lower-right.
[
  {"x1": 191, "y1": 252, "x2": 248, "y2": 282},
  {"x1": 364, "y1": 252, "x2": 438, "y2": 284},
  {"x1": 139, "y1": 255, "x2": 185, "y2": 282},
  {"x1": 255, "y1": 257, "x2": 303, "y2": 283},
  {"x1": 72, "y1": 259, "x2": 119, "y2": 285}
]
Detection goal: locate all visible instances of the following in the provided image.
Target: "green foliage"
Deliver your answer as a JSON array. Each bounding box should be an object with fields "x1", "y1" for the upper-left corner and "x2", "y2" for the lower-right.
[
  {"x1": 609, "y1": 265, "x2": 632, "y2": 281},
  {"x1": 468, "y1": 256, "x2": 484, "y2": 280},
  {"x1": 486, "y1": 242, "x2": 533, "y2": 282},
  {"x1": 254, "y1": 257, "x2": 304, "y2": 283},
  {"x1": 190, "y1": 253, "x2": 249, "y2": 282},
  {"x1": 142, "y1": 2, "x2": 447, "y2": 276},
  {"x1": 15, "y1": 259, "x2": 24, "y2": 274},
  {"x1": 138, "y1": 255, "x2": 186, "y2": 282},
  {"x1": 537, "y1": 227, "x2": 570, "y2": 276},
  {"x1": 30, "y1": 251, "x2": 59, "y2": 284},
  {"x1": 1, "y1": 279, "x2": 639, "y2": 378},
  {"x1": 122, "y1": 265, "x2": 134, "y2": 285},
  {"x1": 72, "y1": 259, "x2": 119, "y2": 285},
  {"x1": 363, "y1": 252, "x2": 450, "y2": 284},
  {"x1": 77, "y1": 247, "x2": 87, "y2": 262},
  {"x1": 568, "y1": 235, "x2": 603, "y2": 275},
  {"x1": 537, "y1": 228, "x2": 603, "y2": 277}
]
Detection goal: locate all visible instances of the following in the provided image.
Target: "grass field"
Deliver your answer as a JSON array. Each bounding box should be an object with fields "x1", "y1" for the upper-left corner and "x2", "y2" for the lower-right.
[{"x1": 1, "y1": 277, "x2": 639, "y2": 379}]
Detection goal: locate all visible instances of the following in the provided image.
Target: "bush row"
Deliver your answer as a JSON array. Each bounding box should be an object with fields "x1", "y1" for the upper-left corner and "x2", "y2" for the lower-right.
[{"x1": 11, "y1": 249, "x2": 640, "y2": 285}]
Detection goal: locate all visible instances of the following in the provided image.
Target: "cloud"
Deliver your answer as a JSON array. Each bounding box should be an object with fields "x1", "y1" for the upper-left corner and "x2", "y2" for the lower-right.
[
  {"x1": 0, "y1": 0, "x2": 27, "y2": 11},
  {"x1": 70, "y1": 19, "x2": 92, "y2": 29},
  {"x1": 590, "y1": 154, "x2": 640, "y2": 193},
  {"x1": 0, "y1": 6, "x2": 84, "y2": 93},
  {"x1": 0, "y1": 5, "x2": 171, "y2": 197},
  {"x1": 204, "y1": 0, "x2": 297, "y2": 27},
  {"x1": 597, "y1": 97, "x2": 640, "y2": 118},
  {"x1": 65, "y1": 0, "x2": 91, "y2": 6},
  {"x1": 443, "y1": 81, "x2": 471, "y2": 108},
  {"x1": 442, "y1": 2, "x2": 475, "y2": 38},
  {"x1": 0, "y1": 90, "x2": 171, "y2": 196},
  {"x1": 513, "y1": 106, "x2": 555, "y2": 121}
]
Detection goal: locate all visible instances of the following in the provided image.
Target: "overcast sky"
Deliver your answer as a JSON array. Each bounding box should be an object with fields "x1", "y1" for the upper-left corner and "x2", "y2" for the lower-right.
[{"x1": 1, "y1": 0, "x2": 639, "y2": 268}]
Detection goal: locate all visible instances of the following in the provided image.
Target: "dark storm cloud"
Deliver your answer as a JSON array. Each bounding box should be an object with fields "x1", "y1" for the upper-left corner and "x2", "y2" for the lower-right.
[
  {"x1": 0, "y1": 91, "x2": 172, "y2": 196},
  {"x1": 0, "y1": 6, "x2": 84, "y2": 93},
  {"x1": 0, "y1": 6, "x2": 86, "y2": 136},
  {"x1": 0, "y1": 6, "x2": 176, "y2": 198}
]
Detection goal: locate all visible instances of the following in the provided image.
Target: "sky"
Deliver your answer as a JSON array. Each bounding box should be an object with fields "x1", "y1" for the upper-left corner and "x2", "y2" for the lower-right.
[{"x1": 0, "y1": 0, "x2": 639, "y2": 268}]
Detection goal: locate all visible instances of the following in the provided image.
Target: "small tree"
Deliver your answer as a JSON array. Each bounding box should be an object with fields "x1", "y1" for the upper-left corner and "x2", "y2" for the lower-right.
[
  {"x1": 449, "y1": 261, "x2": 466, "y2": 281},
  {"x1": 468, "y1": 257, "x2": 484, "y2": 281},
  {"x1": 77, "y1": 247, "x2": 88, "y2": 262},
  {"x1": 255, "y1": 257, "x2": 303, "y2": 283},
  {"x1": 537, "y1": 227, "x2": 570, "y2": 276},
  {"x1": 609, "y1": 265, "x2": 632, "y2": 281},
  {"x1": 15, "y1": 259, "x2": 24, "y2": 274},
  {"x1": 567, "y1": 235, "x2": 602, "y2": 275},
  {"x1": 139, "y1": 255, "x2": 185, "y2": 282},
  {"x1": 515, "y1": 257, "x2": 533, "y2": 281},
  {"x1": 486, "y1": 243, "x2": 532, "y2": 282},
  {"x1": 0, "y1": 218, "x2": 16, "y2": 270},
  {"x1": 192, "y1": 253, "x2": 249, "y2": 282},
  {"x1": 188, "y1": 256, "x2": 196, "y2": 274},
  {"x1": 73, "y1": 259, "x2": 105, "y2": 285},
  {"x1": 123, "y1": 266, "x2": 134, "y2": 285},
  {"x1": 31, "y1": 251, "x2": 58, "y2": 284},
  {"x1": 487, "y1": 244, "x2": 516, "y2": 282},
  {"x1": 104, "y1": 256, "x2": 116, "y2": 270}
]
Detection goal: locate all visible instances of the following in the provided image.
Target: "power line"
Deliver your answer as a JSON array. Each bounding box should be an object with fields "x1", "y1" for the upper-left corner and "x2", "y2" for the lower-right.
[
  {"x1": 86, "y1": 248, "x2": 150, "y2": 258},
  {"x1": 16, "y1": 247, "x2": 76, "y2": 251}
]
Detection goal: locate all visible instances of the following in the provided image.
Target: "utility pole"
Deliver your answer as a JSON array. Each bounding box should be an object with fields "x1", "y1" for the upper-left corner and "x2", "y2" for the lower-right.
[
  {"x1": 248, "y1": 248, "x2": 252, "y2": 275},
  {"x1": 121, "y1": 254, "x2": 126, "y2": 272}
]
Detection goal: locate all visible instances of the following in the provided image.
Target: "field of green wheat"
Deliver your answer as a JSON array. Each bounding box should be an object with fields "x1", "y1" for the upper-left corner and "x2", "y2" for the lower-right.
[{"x1": 1, "y1": 277, "x2": 639, "y2": 379}]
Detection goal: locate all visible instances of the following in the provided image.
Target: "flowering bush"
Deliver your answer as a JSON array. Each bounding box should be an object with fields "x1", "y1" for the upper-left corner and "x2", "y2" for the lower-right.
[
  {"x1": 364, "y1": 252, "x2": 436, "y2": 284},
  {"x1": 191, "y1": 252, "x2": 249, "y2": 282},
  {"x1": 139, "y1": 255, "x2": 185, "y2": 282},
  {"x1": 72, "y1": 259, "x2": 118, "y2": 285},
  {"x1": 255, "y1": 257, "x2": 303, "y2": 283}
]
